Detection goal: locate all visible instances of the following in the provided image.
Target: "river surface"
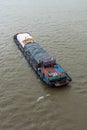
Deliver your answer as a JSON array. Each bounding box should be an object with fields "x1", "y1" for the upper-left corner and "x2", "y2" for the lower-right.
[{"x1": 0, "y1": 0, "x2": 87, "y2": 130}]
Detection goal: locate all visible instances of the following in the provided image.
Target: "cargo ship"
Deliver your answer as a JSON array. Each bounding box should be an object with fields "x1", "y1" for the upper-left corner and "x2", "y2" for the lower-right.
[{"x1": 13, "y1": 32, "x2": 72, "y2": 87}]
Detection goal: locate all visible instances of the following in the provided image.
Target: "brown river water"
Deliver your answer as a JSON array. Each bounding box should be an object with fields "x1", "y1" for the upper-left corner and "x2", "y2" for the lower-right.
[{"x1": 0, "y1": 0, "x2": 87, "y2": 130}]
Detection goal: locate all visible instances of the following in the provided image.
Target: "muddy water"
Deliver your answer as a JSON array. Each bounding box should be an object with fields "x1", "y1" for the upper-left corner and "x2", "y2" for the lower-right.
[{"x1": 0, "y1": 0, "x2": 87, "y2": 130}]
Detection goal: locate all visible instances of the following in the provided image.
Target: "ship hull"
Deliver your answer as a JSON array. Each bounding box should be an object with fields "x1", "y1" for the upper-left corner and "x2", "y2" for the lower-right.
[{"x1": 13, "y1": 33, "x2": 72, "y2": 87}]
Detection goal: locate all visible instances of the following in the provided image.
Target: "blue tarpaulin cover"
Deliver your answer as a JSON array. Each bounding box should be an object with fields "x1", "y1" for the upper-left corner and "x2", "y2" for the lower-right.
[
  {"x1": 24, "y1": 43, "x2": 52, "y2": 64},
  {"x1": 55, "y1": 65, "x2": 65, "y2": 72}
]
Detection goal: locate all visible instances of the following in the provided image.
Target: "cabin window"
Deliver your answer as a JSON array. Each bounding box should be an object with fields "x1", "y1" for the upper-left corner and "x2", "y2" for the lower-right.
[{"x1": 44, "y1": 63, "x2": 56, "y2": 68}]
